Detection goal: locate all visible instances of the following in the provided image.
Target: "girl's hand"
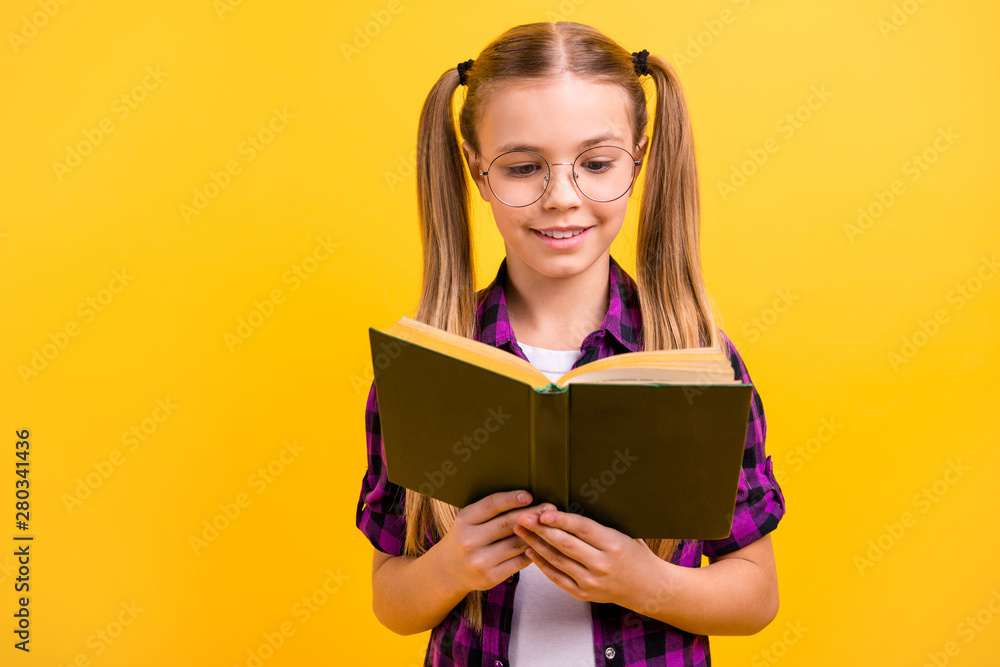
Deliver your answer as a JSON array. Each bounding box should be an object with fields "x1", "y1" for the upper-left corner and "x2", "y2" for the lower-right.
[
  {"x1": 434, "y1": 490, "x2": 548, "y2": 595},
  {"x1": 513, "y1": 507, "x2": 660, "y2": 606}
]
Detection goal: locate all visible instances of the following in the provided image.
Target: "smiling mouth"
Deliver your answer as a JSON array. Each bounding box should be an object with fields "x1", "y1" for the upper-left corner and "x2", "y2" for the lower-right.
[{"x1": 534, "y1": 228, "x2": 589, "y2": 239}]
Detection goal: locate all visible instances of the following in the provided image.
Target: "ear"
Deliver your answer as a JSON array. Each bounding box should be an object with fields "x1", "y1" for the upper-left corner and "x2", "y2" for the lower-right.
[
  {"x1": 462, "y1": 140, "x2": 491, "y2": 202},
  {"x1": 635, "y1": 134, "x2": 649, "y2": 163},
  {"x1": 628, "y1": 135, "x2": 650, "y2": 198}
]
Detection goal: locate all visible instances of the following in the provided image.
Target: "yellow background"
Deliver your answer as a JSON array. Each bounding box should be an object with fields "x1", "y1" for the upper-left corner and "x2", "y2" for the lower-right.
[{"x1": 2, "y1": 0, "x2": 999, "y2": 664}]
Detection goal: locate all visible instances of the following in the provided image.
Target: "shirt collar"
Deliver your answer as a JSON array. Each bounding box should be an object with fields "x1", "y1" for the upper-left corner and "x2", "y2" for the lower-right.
[{"x1": 474, "y1": 255, "x2": 643, "y2": 356}]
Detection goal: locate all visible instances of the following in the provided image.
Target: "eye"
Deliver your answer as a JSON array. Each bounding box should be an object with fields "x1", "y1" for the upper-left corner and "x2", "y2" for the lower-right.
[
  {"x1": 491, "y1": 151, "x2": 547, "y2": 180},
  {"x1": 580, "y1": 159, "x2": 615, "y2": 173},
  {"x1": 503, "y1": 162, "x2": 543, "y2": 178}
]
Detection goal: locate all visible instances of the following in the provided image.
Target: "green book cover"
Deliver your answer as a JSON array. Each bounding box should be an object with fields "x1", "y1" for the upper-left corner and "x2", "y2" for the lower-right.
[{"x1": 369, "y1": 325, "x2": 751, "y2": 540}]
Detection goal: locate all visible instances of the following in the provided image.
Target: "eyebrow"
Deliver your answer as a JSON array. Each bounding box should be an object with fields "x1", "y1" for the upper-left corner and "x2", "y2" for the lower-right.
[{"x1": 492, "y1": 133, "x2": 625, "y2": 155}]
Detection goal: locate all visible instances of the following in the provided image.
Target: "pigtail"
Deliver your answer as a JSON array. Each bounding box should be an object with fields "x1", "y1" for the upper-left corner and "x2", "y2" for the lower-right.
[
  {"x1": 414, "y1": 67, "x2": 478, "y2": 336},
  {"x1": 633, "y1": 54, "x2": 724, "y2": 565},
  {"x1": 408, "y1": 66, "x2": 486, "y2": 633},
  {"x1": 635, "y1": 54, "x2": 722, "y2": 353}
]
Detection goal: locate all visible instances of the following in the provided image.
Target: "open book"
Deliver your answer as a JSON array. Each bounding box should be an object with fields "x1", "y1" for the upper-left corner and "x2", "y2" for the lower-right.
[{"x1": 369, "y1": 316, "x2": 752, "y2": 539}]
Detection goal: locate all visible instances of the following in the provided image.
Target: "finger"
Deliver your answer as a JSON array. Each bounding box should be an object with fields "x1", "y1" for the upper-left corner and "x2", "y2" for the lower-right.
[
  {"x1": 536, "y1": 508, "x2": 604, "y2": 542},
  {"x1": 460, "y1": 490, "x2": 533, "y2": 526},
  {"x1": 516, "y1": 510, "x2": 603, "y2": 563},
  {"x1": 482, "y1": 532, "x2": 529, "y2": 563},
  {"x1": 477, "y1": 502, "x2": 551, "y2": 545},
  {"x1": 458, "y1": 534, "x2": 528, "y2": 590},
  {"x1": 525, "y1": 546, "x2": 585, "y2": 598},
  {"x1": 536, "y1": 507, "x2": 617, "y2": 551},
  {"x1": 491, "y1": 551, "x2": 532, "y2": 584},
  {"x1": 514, "y1": 523, "x2": 589, "y2": 583}
]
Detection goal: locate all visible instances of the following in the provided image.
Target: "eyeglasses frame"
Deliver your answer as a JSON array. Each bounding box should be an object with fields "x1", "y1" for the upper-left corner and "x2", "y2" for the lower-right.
[{"x1": 476, "y1": 145, "x2": 643, "y2": 208}]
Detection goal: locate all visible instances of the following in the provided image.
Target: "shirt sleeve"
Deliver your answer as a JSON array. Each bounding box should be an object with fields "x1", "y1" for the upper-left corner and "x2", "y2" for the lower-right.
[
  {"x1": 355, "y1": 378, "x2": 408, "y2": 557},
  {"x1": 702, "y1": 332, "x2": 786, "y2": 558}
]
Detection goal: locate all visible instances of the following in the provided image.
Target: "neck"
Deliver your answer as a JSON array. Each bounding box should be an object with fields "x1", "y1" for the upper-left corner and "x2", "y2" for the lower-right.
[{"x1": 503, "y1": 253, "x2": 611, "y2": 351}]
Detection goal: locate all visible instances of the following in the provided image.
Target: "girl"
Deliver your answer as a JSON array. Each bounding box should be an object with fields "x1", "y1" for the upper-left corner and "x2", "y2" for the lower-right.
[{"x1": 357, "y1": 21, "x2": 786, "y2": 667}]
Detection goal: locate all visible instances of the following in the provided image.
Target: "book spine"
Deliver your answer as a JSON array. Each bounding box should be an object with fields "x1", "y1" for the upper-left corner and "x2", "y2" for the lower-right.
[{"x1": 529, "y1": 389, "x2": 570, "y2": 510}]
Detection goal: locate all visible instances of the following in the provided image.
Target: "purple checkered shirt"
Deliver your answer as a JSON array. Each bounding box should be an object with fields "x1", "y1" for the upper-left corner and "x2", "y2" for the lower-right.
[{"x1": 357, "y1": 255, "x2": 786, "y2": 666}]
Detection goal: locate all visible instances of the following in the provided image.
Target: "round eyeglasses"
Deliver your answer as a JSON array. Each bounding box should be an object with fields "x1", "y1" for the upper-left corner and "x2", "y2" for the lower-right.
[{"x1": 477, "y1": 146, "x2": 642, "y2": 207}]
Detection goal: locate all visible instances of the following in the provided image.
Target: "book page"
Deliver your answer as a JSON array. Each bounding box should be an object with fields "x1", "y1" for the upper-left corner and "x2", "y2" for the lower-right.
[
  {"x1": 556, "y1": 348, "x2": 737, "y2": 387},
  {"x1": 386, "y1": 317, "x2": 552, "y2": 389},
  {"x1": 560, "y1": 365, "x2": 736, "y2": 385}
]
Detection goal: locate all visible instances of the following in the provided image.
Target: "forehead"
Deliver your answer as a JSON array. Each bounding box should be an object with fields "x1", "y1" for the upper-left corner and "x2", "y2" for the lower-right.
[{"x1": 475, "y1": 76, "x2": 635, "y2": 156}]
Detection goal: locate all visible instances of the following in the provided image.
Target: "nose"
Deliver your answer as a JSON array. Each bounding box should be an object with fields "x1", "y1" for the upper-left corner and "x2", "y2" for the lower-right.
[{"x1": 541, "y1": 163, "x2": 582, "y2": 209}]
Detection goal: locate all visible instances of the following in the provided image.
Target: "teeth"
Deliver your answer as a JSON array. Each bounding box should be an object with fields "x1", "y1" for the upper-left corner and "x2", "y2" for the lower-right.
[{"x1": 539, "y1": 229, "x2": 585, "y2": 239}]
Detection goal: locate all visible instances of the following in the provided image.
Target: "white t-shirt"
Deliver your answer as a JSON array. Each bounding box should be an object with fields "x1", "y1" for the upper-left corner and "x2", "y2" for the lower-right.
[{"x1": 508, "y1": 341, "x2": 596, "y2": 667}]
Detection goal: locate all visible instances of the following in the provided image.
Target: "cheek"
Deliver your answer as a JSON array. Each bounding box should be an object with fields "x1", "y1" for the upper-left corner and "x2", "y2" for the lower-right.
[
  {"x1": 491, "y1": 206, "x2": 535, "y2": 230},
  {"x1": 593, "y1": 200, "x2": 629, "y2": 224}
]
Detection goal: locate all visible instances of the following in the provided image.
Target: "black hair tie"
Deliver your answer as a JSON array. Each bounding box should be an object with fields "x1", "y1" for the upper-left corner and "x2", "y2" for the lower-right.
[
  {"x1": 457, "y1": 59, "x2": 474, "y2": 86},
  {"x1": 631, "y1": 49, "x2": 649, "y2": 76}
]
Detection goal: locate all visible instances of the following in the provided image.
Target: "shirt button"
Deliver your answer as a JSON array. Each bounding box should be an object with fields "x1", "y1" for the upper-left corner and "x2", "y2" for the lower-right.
[
  {"x1": 605, "y1": 647, "x2": 616, "y2": 659},
  {"x1": 494, "y1": 661, "x2": 504, "y2": 667},
  {"x1": 505, "y1": 575, "x2": 513, "y2": 583}
]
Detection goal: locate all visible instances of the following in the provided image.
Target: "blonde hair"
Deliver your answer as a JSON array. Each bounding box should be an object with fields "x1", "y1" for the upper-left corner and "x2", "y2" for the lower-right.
[{"x1": 408, "y1": 21, "x2": 724, "y2": 632}]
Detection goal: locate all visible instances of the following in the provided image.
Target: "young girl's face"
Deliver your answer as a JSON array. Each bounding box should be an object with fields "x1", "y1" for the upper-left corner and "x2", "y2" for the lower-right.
[{"x1": 463, "y1": 75, "x2": 647, "y2": 280}]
